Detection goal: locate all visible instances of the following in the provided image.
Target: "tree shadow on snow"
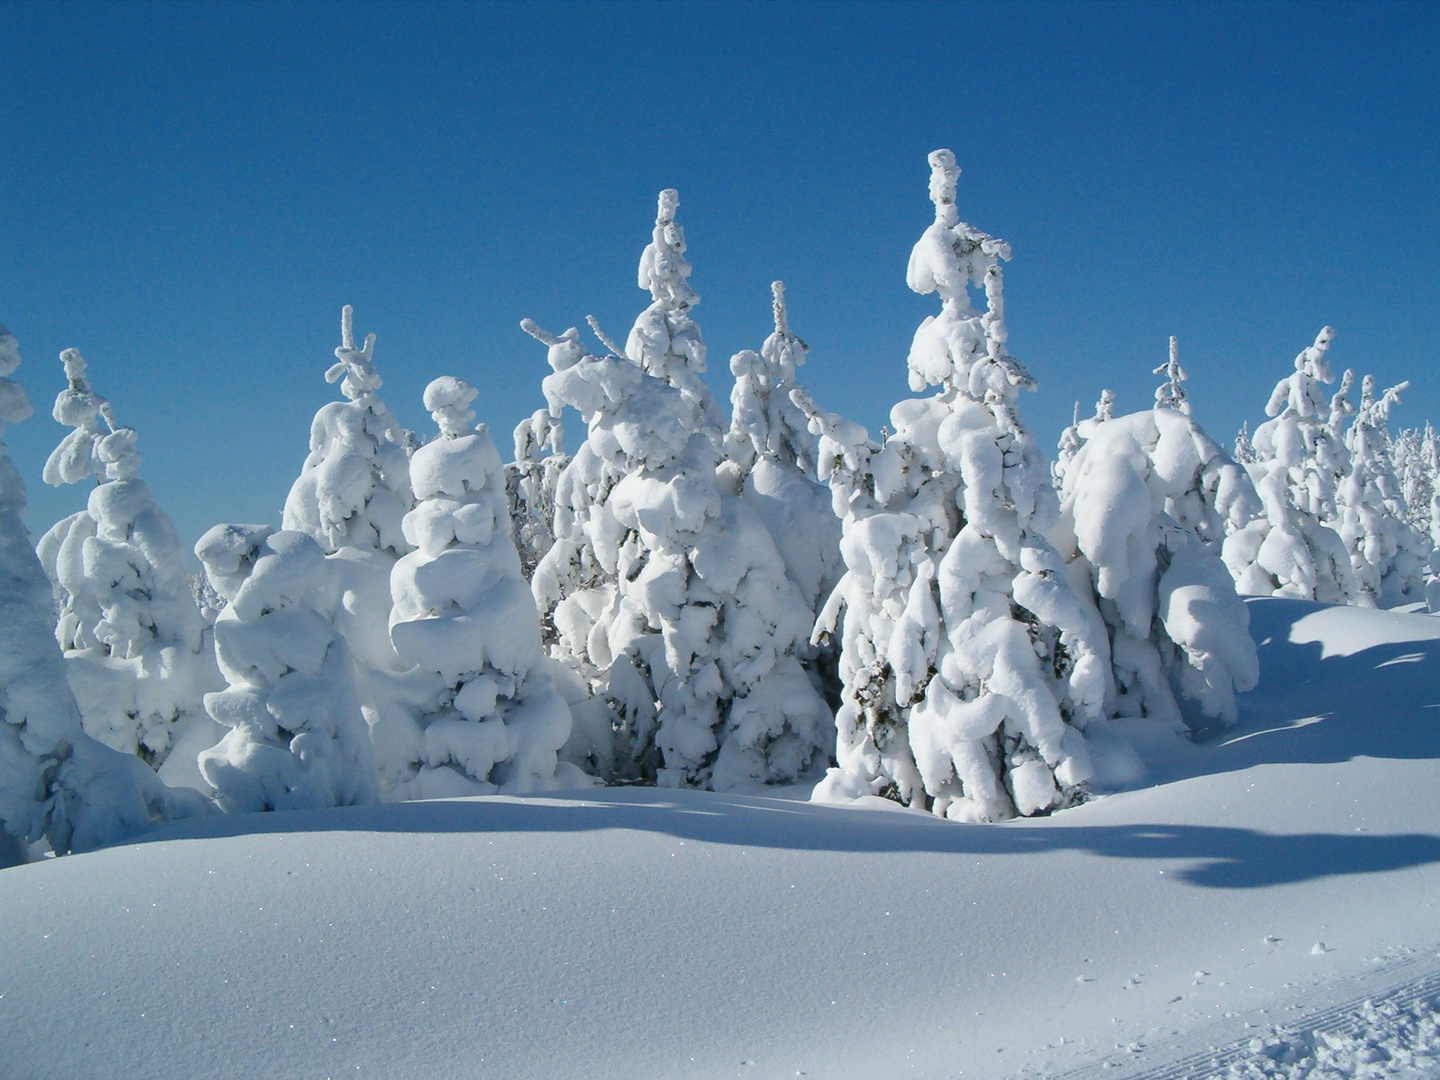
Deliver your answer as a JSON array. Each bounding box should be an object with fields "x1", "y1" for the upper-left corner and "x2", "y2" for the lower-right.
[
  {"x1": 1183, "y1": 596, "x2": 1440, "y2": 774},
  {"x1": 132, "y1": 785, "x2": 1440, "y2": 892},
  {"x1": 108, "y1": 597, "x2": 1440, "y2": 893}
]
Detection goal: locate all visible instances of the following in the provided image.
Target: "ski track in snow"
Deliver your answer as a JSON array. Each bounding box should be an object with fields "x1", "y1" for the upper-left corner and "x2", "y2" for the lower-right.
[{"x1": 3, "y1": 597, "x2": 1440, "y2": 1079}]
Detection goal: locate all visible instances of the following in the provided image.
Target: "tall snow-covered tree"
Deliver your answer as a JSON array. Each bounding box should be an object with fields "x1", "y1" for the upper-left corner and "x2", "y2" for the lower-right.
[
  {"x1": 1153, "y1": 336, "x2": 1190, "y2": 414},
  {"x1": 36, "y1": 349, "x2": 222, "y2": 785},
  {"x1": 284, "y1": 305, "x2": 415, "y2": 557},
  {"x1": 1221, "y1": 327, "x2": 1364, "y2": 603},
  {"x1": 721, "y1": 281, "x2": 843, "y2": 620},
  {"x1": 282, "y1": 305, "x2": 416, "y2": 681},
  {"x1": 377, "y1": 377, "x2": 576, "y2": 798},
  {"x1": 623, "y1": 189, "x2": 724, "y2": 432},
  {"x1": 196, "y1": 525, "x2": 378, "y2": 813},
  {"x1": 1050, "y1": 402, "x2": 1261, "y2": 730},
  {"x1": 0, "y1": 327, "x2": 183, "y2": 862},
  {"x1": 806, "y1": 150, "x2": 1108, "y2": 821},
  {"x1": 1336, "y1": 375, "x2": 1430, "y2": 606},
  {"x1": 507, "y1": 405, "x2": 568, "y2": 585},
  {"x1": 525, "y1": 194, "x2": 831, "y2": 789}
]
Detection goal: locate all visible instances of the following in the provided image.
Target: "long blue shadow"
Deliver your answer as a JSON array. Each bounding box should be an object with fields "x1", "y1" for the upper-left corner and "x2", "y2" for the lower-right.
[{"x1": 118, "y1": 787, "x2": 1440, "y2": 891}]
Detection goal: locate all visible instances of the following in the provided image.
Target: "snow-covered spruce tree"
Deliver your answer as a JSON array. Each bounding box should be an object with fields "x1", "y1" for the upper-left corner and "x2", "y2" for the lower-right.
[
  {"x1": 721, "y1": 281, "x2": 843, "y2": 621},
  {"x1": 507, "y1": 405, "x2": 568, "y2": 585},
  {"x1": 623, "y1": 189, "x2": 725, "y2": 432},
  {"x1": 1335, "y1": 375, "x2": 1430, "y2": 606},
  {"x1": 1153, "y1": 336, "x2": 1190, "y2": 414},
  {"x1": 1234, "y1": 422, "x2": 1258, "y2": 465},
  {"x1": 805, "y1": 150, "x2": 1109, "y2": 821},
  {"x1": 376, "y1": 377, "x2": 576, "y2": 798},
  {"x1": 1050, "y1": 391, "x2": 1261, "y2": 730},
  {"x1": 1053, "y1": 389, "x2": 1115, "y2": 490},
  {"x1": 1388, "y1": 425, "x2": 1436, "y2": 541},
  {"x1": 1221, "y1": 327, "x2": 1364, "y2": 603},
  {"x1": 35, "y1": 349, "x2": 222, "y2": 784},
  {"x1": 282, "y1": 305, "x2": 416, "y2": 678},
  {"x1": 195, "y1": 525, "x2": 378, "y2": 813},
  {"x1": 525, "y1": 341, "x2": 829, "y2": 786},
  {"x1": 0, "y1": 327, "x2": 185, "y2": 861}
]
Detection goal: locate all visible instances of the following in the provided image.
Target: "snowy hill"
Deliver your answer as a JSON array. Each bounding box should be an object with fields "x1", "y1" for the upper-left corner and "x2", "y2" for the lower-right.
[{"x1": 3, "y1": 597, "x2": 1439, "y2": 1079}]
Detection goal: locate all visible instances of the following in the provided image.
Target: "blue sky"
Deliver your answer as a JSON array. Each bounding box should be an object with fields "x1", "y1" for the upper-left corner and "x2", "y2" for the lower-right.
[{"x1": 3, "y1": 0, "x2": 1437, "y2": 553}]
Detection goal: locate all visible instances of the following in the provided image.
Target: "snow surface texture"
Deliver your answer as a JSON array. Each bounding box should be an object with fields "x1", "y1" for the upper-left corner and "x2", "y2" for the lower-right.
[
  {"x1": 1050, "y1": 406, "x2": 1260, "y2": 729},
  {"x1": 806, "y1": 149, "x2": 1106, "y2": 821},
  {"x1": 0, "y1": 328, "x2": 186, "y2": 860},
  {"x1": 376, "y1": 376, "x2": 575, "y2": 799},
  {"x1": 1223, "y1": 329, "x2": 1366, "y2": 605},
  {"x1": 35, "y1": 347, "x2": 222, "y2": 781},
  {"x1": 525, "y1": 190, "x2": 831, "y2": 791},
  {"x1": 195, "y1": 526, "x2": 378, "y2": 813},
  {"x1": 4, "y1": 596, "x2": 1440, "y2": 1079}
]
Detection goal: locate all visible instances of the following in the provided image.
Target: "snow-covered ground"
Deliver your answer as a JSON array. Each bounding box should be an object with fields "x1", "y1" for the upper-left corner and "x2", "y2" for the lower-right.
[{"x1": 3, "y1": 597, "x2": 1439, "y2": 1080}]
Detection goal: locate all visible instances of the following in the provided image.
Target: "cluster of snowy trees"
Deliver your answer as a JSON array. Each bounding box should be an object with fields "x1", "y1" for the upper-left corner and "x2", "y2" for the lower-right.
[{"x1": 2, "y1": 148, "x2": 1435, "y2": 859}]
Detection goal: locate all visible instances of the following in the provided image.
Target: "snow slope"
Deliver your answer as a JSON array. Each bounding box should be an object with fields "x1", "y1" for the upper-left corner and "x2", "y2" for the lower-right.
[{"x1": 3, "y1": 598, "x2": 1439, "y2": 1079}]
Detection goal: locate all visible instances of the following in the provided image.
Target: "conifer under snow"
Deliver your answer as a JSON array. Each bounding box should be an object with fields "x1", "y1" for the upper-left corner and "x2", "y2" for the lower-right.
[
  {"x1": 0, "y1": 327, "x2": 183, "y2": 861},
  {"x1": 1050, "y1": 391, "x2": 1261, "y2": 729},
  {"x1": 282, "y1": 306, "x2": 416, "y2": 678},
  {"x1": 195, "y1": 525, "x2": 378, "y2": 813},
  {"x1": 722, "y1": 281, "x2": 843, "y2": 618},
  {"x1": 808, "y1": 151, "x2": 1106, "y2": 820},
  {"x1": 1221, "y1": 327, "x2": 1364, "y2": 604},
  {"x1": 1336, "y1": 375, "x2": 1429, "y2": 606},
  {"x1": 526, "y1": 190, "x2": 830, "y2": 789},
  {"x1": 378, "y1": 377, "x2": 576, "y2": 798},
  {"x1": 36, "y1": 348, "x2": 222, "y2": 784}
]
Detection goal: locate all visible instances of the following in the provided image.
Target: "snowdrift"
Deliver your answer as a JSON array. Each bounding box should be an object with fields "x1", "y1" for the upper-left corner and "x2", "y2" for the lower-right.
[{"x1": 2, "y1": 597, "x2": 1439, "y2": 1079}]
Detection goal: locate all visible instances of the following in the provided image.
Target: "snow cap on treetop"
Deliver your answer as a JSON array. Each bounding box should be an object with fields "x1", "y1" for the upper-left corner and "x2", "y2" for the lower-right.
[
  {"x1": 638, "y1": 187, "x2": 698, "y2": 311},
  {"x1": 424, "y1": 376, "x2": 479, "y2": 437},
  {"x1": 520, "y1": 320, "x2": 585, "y2": 372},
  {"x1": 1298, "y1": 326, "x2": 1336, "y2": 381},
  {"x1": 325, "y1": 304, "x2": 382, "y2": 400},
  {"x1": 927, "y1": 148, "x2": 960, "y2": 224},
  {"x1": 96, "y1": 427, "x2": 142, "y2": 481}
]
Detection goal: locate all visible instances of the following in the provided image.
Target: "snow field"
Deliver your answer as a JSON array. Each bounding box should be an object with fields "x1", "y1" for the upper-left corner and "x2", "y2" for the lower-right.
[{"x1": 3, "y1": 598, "x2": 1439, "y2": 1079}]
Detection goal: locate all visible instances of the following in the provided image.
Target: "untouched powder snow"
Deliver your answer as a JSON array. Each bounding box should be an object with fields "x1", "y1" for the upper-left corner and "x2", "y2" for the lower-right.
[{"x1": 3, "y1": 598, "x2": 1440, "y2": 1079}]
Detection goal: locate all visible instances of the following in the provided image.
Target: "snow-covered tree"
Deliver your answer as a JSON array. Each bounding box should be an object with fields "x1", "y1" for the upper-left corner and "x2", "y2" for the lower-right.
[
  {"x1": 806, "y1": 150, "x2": 1108, "y2": 821},
  {"x1": 1051, "y1": 405, "x2": 1261, "y2": 729},
  {"x1": 524, "y1": 191, "x2": 833, "y2": 791},
  {"x1": 1221, "y1": 327, "x2": 1364, "y2": 603},
  {"x1": 721, "y1": 281, "x2": 843, "y2": 618},
  {"x1": 507, "y1": 405, "x2": 568, "y2": 585},
  {"x1": 36, "y1": 349, "x2": 222, "y2": 784},
  {"x1": 375, "y1": 377, "x2": 576, "y2": 798},
  {"x1": 1234, "y1": 422, "x2": 1258, "y2": 465},
  {"x1": 282, "y1": 305, "x2": 416, "y2": 682},
  {"x1": 0, "y1": 327, "x2": 183, "y2": 861},
  {"x1": 196, "y1": 525, "x2": 378, "y2": 813},
  {"x1": 1335, "y1": 375, "x2": 1429, "y2": 606},
  {"x1": 1054, "y1": 390, "x2": 1115, "y2": 490},
  {"x1": 284, "y1": 305, "x2": 414, "y2": 557},
  {"x1": 623, "y1": 189, "x2": 723, "y2": 431},
  {"x1": 1388, "y1": 425, "x2": 1436, "y2": 541},
  {"x1": 1153, "y1": 336, "x2": 1190, "y2": 414}
]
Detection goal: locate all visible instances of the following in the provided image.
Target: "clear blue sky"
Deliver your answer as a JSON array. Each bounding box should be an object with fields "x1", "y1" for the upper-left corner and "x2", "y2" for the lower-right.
[{"x1": 3, "y1": 1, "x2": 1437, "y2": 554}]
